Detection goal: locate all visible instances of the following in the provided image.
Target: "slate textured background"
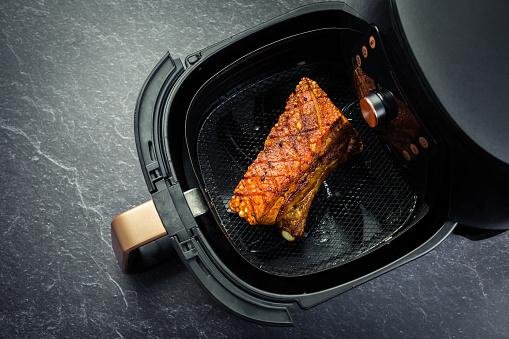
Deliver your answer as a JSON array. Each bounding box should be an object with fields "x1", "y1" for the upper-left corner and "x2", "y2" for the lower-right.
[{"x1": 0, "y1": 0, "x2": 507, "y2": 337}]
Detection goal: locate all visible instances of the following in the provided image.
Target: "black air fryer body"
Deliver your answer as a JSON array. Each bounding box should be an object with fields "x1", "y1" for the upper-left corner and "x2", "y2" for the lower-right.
[{"x1": 130, "y1": 0, "x2": 509, "y2": 325}]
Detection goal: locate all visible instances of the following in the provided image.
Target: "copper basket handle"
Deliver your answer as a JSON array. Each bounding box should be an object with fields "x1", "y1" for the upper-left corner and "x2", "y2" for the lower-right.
[{"x1": 111, "y1": 200, "x2": 167, "y2": 272}]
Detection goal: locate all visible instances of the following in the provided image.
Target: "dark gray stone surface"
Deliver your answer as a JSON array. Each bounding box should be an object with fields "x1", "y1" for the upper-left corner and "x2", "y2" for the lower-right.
[{"x1": 0, "y1": 1, "x2": 507, "y2": 337}]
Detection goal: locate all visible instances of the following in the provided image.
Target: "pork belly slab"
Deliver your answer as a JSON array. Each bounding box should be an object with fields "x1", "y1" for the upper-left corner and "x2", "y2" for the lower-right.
[{"x1": 229, "y1": 77, "x2": 362, "y2": 240}]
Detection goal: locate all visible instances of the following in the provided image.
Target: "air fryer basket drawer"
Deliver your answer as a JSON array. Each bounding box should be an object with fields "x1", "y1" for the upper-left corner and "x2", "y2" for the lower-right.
[{"x1": 114, "y1": 2, "x2": 454, "y2": 326}]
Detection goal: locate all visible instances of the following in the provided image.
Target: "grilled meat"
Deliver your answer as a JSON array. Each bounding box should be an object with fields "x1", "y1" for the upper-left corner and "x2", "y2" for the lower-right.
[{"x1": 228, "y1": 77, "x2": 362, "y2": 240}]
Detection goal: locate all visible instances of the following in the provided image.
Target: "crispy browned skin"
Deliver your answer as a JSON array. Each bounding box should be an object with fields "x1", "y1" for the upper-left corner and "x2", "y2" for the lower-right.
[{"x1": 228, "y1": 77, "x2": 362, "y2": 239}]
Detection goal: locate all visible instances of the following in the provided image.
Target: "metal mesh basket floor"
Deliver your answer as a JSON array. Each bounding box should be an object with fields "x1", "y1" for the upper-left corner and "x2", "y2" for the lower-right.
[{"x1": 196, "y1": 62, "x2": 417, "y2": 277}]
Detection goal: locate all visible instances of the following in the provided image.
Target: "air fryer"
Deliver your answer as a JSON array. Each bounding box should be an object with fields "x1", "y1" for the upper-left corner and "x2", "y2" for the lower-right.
[{"x1": 110, "y1": 0, "x2": 509, "y2": 325}]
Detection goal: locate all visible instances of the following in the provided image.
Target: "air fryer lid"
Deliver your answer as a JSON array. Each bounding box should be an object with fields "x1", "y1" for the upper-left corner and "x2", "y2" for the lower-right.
[{"x1": 392, "y1": 0, "x2": 509, "y2": 165}]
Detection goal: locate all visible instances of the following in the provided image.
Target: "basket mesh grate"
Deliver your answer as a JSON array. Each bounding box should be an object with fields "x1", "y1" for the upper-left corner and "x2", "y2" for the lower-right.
[{"x1": 196, "y1": 62, "x2": 417, "y2": 276}]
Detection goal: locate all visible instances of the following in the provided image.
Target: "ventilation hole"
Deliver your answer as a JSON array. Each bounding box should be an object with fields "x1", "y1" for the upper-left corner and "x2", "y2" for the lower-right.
[{"x1": 148, "y1": 140, "x2": 155, "y2": 161}]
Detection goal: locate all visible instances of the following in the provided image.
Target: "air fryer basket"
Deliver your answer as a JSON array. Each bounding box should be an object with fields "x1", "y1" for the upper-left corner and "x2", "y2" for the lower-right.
[{"x1": 189, "y1": 28, "x2": 424, "y2": 277}]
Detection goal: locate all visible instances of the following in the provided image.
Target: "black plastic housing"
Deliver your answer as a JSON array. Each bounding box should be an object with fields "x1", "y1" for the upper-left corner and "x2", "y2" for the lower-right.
[{"x1": 130, "y1": 2, "x2": 465, "y2": 325}]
